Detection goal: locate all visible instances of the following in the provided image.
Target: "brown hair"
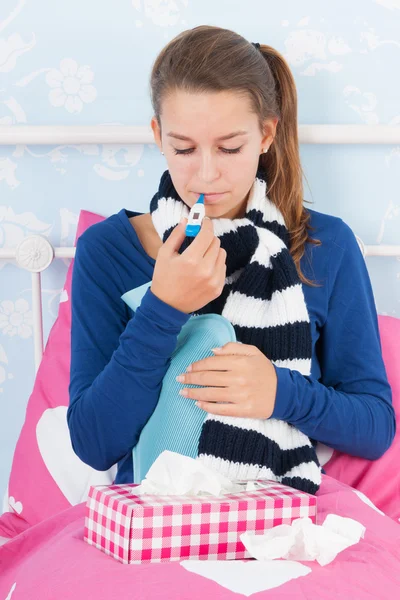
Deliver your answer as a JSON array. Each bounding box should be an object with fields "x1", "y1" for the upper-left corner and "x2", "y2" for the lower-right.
[{"x1": 150, "y1": 25, "x2": 321, "y2": 286}]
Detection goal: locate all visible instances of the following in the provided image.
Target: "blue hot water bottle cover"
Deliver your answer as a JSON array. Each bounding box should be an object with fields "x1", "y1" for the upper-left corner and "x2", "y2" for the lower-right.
[{"x1": 122, "y1": 283, "x2": 236, "y2": 483}]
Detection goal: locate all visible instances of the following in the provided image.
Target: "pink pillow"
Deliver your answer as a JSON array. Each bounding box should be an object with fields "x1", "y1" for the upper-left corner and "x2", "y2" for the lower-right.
[
  {"x1": 323, "y1": 315, "x2": 400, "y2": 520},
  {"x1": 0, "y1": 210, "x2": 115, "y2": 540}
]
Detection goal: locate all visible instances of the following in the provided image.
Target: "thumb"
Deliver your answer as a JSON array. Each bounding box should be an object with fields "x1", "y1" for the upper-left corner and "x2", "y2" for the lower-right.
[
  {"x1": 212, "y1": 342, "x2": 259, "y2": 356},
  {"x1": 162, "y1": 218, "x2": 188, "y2": 256}
]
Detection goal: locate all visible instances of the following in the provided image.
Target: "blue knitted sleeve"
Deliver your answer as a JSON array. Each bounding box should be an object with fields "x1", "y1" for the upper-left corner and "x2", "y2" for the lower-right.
[
  {"x1": 67, "y1": 236, "x2": 189, "y2": 472},
  {"x1": 271, "y1": 220, "x2": 395, "y2": 460}
]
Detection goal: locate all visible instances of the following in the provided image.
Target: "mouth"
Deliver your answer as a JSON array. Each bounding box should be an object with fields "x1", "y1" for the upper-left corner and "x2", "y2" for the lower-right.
[{"x1": 194, "y1": 192, "x2": 227, "y2": 204}]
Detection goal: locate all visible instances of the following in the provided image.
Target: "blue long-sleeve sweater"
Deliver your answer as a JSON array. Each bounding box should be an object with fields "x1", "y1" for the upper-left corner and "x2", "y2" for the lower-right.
[{"x1": 67, "y1": 207, "x2": 395, "y2": 483}]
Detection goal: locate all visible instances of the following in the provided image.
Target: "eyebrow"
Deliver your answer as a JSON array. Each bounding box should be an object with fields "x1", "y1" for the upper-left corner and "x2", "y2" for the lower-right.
[{"x1": 166, "y1": 130, "x2": 248, "y2": 142}]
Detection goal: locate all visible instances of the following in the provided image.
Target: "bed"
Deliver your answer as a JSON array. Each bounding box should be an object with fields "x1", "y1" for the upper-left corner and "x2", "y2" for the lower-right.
[{"x1": 0, "y1": 125, "x2": 399, "y2": 599}]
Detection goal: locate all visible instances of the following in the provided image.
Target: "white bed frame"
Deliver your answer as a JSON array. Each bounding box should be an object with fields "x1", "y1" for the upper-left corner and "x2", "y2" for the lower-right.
[{"x1": 1, "y1": 125, "x2": 399, "y2": 373}]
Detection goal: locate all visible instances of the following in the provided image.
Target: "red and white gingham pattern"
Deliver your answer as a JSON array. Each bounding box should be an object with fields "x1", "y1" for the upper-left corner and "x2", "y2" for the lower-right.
[{"x1": 84, "y1": 481, "x2": 317, "y2": 564}]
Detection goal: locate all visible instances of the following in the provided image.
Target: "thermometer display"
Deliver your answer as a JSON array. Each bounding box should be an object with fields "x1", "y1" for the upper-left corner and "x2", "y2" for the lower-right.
[{"x1": 185, "y1": 194, "x2": 205, "y2": 237}]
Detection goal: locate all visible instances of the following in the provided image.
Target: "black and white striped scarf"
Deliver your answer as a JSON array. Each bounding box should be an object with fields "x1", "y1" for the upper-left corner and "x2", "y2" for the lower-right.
[{"x1": 150, "y1": 168, "x2": 321, "y2": 494}]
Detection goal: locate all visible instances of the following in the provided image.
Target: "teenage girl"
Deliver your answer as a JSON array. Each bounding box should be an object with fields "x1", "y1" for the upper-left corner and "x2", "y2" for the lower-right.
[{"x1": 67, "y1": 26, "x2": 394, "y2": 488}]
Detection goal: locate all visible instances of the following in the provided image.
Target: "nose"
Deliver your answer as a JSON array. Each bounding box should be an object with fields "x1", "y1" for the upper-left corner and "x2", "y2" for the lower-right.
[{"x1": 198, "y1": 151, "x2": 220, "y2": 185}]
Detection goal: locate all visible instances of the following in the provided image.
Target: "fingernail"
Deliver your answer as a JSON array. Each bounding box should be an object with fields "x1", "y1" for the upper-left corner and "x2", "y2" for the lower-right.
[
  {"x1": 179, "y1": 389, "x2": 188, "y2": 397},
  {"x1": 176, "y1": 375, "x2": 185, "y2": 383},
  {"x1": 186, "y1": 365, "x2": 192, "y2": 372},
  {"x1": 211, "y1": 347, "x2": 220, "y2": 353}
]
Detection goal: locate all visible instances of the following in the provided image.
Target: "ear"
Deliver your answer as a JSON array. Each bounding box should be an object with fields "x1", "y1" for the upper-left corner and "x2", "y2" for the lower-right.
[
  {"x1": 261, "y1": 117, "x2": 278, "y2": 150},
  {"x1": 151, "y1": 116, "x2": 162, "y2": 151}
]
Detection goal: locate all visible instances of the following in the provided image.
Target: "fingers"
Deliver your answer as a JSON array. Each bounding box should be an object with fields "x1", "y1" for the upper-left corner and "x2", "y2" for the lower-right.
[
  {"x1": 186, "y1": 355, "x2": 239, "y2": 372},
  {"x1": 214, "y1": 246, "x2": 227, "y2": 277},
  {"x1": 183, "y1": 217, "x2": 216, "y2": 259},
  {"x1": 213, "y1": 342, "x2": 259, "y2": 356},
  {"x1": 196, "y1": 401, "x2": 243, "y2": 417},
  {"x1": 179, "y1": 386, "x2": 228, "y2": 403},
  {"x1": 161, "y1": 218, "x2": 188, "y2": 256},
  {"x1": 177, "y1": 370, "x2": 229, "y2": 388},
  {"x1": 202, "y1": 236, "x2": 221, "y2": 269}
]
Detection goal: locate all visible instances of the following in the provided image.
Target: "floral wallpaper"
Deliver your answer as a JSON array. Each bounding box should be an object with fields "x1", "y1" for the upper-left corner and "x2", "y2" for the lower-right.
[{"x1": 0, "y1": 0, "x2": 399, "y2": 501}]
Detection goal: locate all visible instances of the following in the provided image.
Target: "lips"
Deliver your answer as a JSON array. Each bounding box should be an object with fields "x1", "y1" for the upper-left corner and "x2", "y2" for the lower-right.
[
  {"x1": 203, "y1": 192, "x2": 226, "y2": 203},
  {"x1": 193, "y1": 192, "x2": 227, "y2": 204}
]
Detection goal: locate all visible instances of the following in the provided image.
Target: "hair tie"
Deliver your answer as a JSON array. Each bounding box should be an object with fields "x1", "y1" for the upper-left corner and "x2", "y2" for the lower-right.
[{"x1": 252, "y1": 42, "x2": 261, "y2": 50}]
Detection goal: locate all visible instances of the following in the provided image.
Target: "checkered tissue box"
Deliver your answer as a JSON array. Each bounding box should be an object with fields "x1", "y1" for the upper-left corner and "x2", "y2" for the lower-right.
[{"x1": 84, "y1": 480, "x2": 317, "y2": 564}]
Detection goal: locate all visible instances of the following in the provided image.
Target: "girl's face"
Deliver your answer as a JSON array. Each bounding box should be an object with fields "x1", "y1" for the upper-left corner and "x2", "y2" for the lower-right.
[{"x1": 151, "y1": 90, "x2": 277, "y2": 219}]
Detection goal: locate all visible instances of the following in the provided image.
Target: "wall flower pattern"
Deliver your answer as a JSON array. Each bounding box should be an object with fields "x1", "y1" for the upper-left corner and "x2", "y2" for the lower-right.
[{"x1": 45, "y1": 59, "x2": 97, "y2": 114}]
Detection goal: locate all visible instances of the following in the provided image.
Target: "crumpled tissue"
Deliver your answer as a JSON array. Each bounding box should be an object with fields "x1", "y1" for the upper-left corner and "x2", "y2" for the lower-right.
[
  {"x1": 240, "y1": 514, "x2": 366, "y2": 566},
  {"x1": 134, "y1": 450, "x2": 247, "y2": 496}
]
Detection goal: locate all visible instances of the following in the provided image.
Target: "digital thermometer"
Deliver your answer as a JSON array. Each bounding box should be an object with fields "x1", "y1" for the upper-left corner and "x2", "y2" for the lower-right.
[{"x1": 185, "y1": 194, "x2": 205, "y2": 237}]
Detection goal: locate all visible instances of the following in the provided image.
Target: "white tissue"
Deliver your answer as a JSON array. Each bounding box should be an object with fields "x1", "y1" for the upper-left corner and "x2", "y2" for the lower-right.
[
  {"x1": 240, "y1": 514, "x2": 366, "y2": 566},
  {"x1": 134, "y1": 451, "x2": 245, "y2": 496}
]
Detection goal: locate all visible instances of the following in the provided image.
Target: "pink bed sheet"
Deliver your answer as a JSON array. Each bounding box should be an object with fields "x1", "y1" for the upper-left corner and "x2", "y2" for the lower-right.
[{"x1": 1, "y1": 474, "x2": 400, "y2": 600}]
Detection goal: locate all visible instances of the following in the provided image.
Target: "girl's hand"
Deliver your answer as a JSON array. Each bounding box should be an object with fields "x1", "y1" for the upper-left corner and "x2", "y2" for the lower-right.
[
  {"x1": 176, "y1": 342, "x2": 278, "y2": 419},
  {"x1": 151, "y1": 217, "x2": 227, "y2": 314}
]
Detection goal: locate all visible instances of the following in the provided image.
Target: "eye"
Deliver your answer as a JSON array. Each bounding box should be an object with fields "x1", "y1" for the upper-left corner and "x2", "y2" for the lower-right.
[
  {"x1": 173, "y1": 148, "x2": 194, "y2": 155},
  {"x1": 173, "y1": 146, "x2": 243, "y2": 156},
  {"x1": 222, "y1": 147, "x2": 243, "y2": 154}
]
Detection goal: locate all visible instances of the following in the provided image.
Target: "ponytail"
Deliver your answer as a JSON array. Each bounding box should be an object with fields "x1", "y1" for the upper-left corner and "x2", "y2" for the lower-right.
[{"x1": 258, "y1": 45, "x2": 321, "y2": 286}]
